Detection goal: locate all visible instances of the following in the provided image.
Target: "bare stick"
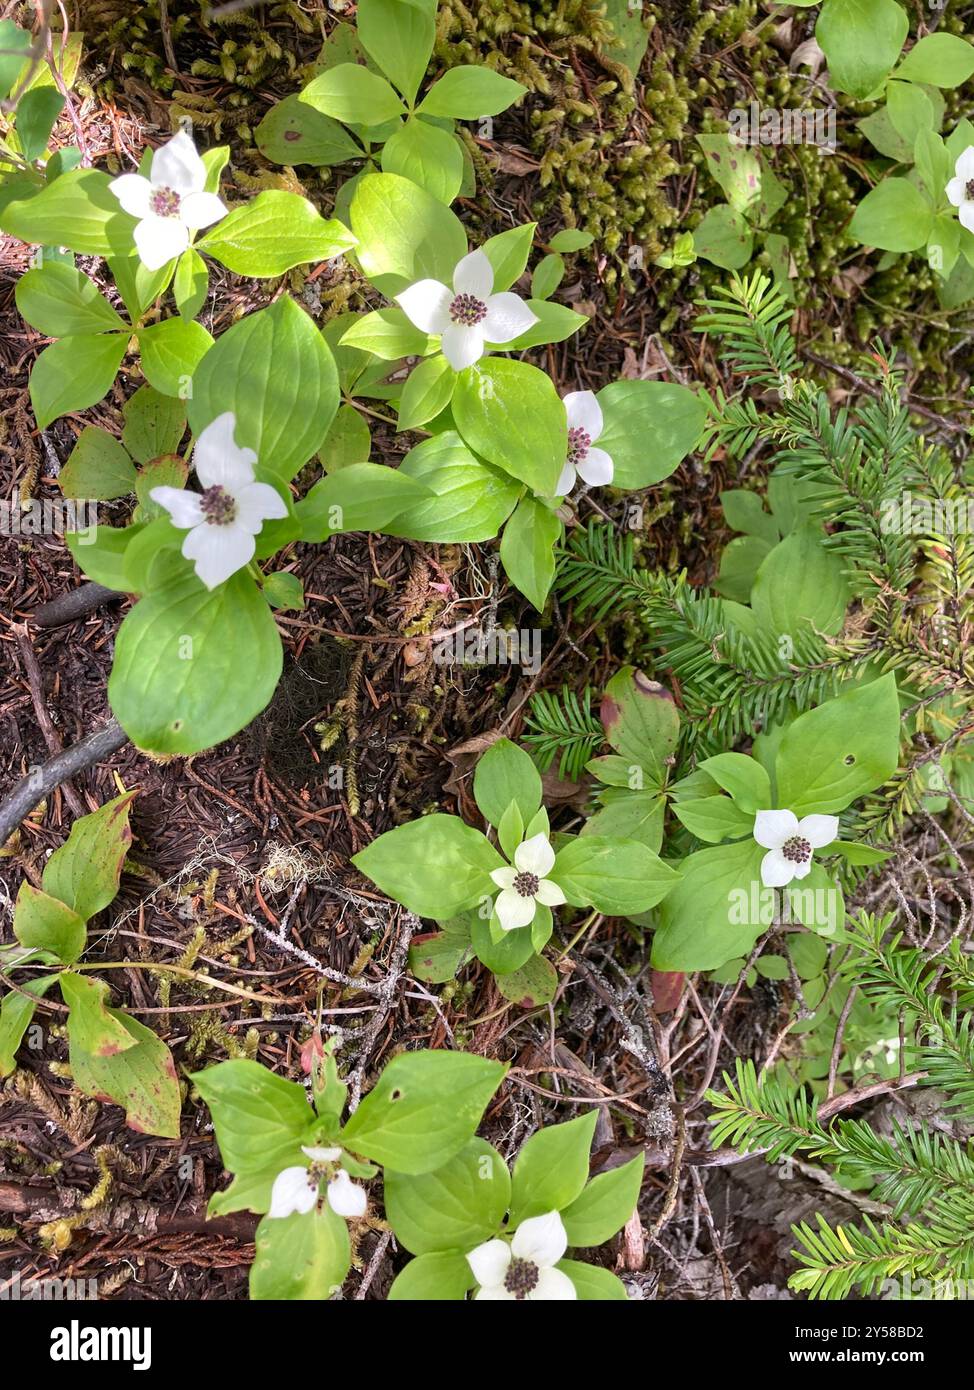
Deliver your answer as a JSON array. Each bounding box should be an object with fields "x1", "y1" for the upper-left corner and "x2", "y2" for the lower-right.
[{"x1": 0, "y1": 719, "x2": 129, "y2": 848}]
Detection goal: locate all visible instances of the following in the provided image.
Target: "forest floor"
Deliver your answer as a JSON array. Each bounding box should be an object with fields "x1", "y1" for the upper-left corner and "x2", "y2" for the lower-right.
[{"x1": 1, "y1": 0, "x2": 972, "y2": 1301}]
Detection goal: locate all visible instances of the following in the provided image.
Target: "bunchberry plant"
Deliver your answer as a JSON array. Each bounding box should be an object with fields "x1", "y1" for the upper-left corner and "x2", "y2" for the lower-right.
[
  {"x1": 386, "y1": 1112, "x2": 642, "y2": 1301},
  {"x1": 193, "y1": 1043, "x2": 506, "y2": 1299},
  {"x1": 0, "y1": 794, "x2": 180, "y2": 1137},
  {"x1": 357, "y1": 737, "x2": 679, "y2": 1005}
]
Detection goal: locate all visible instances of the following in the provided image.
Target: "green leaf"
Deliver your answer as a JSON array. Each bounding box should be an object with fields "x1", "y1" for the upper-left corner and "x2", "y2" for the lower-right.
[
  {"x1": 173, "y1": 247, "x2": 209, "y2": 320},
  {"x1": 559, "y1": 1258, "x2": 629, "y2": 1300},
  {"x1": 815, "y1": 0, "x2": 908, "y2": 99},
  {"x1": 14, "y1": 883, "x2": 87, "y2": 965},
  {"x1": 501, "y1": 298, "x2": 587, "y2": 351},
  {"x1": 600, "y1": 666, "x2": 680, "y2": 778},
  {"x1": 383, "y1": 432, "x2": 521, "y2": 543},
  {"x1": 473, "y1": 738, "x2": 543, "y2": 828},
  {"x1": 109, "y1": 252, "x2": 174, "y2": 324},
  {"x1": 697, "y1": 135, "x2": 787, "y2": 223},
  {"x1": 454, "y1": 359, "x2": 566, "y2": 496},
  {"x1": 62, "y1": 974, "x2": 180, "y2": 1138},
  {"x1": 0, "y1": 20, "x2": 32, "y2": 101},
  {"x1": 397, "y1": 354, "x2": 456, "y2": 429},
  {"x1": 320, "y1": 403, "x2": 371, "y2": 468},
  {"x1": 653, "y1": 837, "x2": 767, "y2": 972},
  {"x1": 352, "y1": 814, "x2": 503, "y2": 918},
  {"x1": 509, "y1": 1113, "x2": 597, "y2": 1224},
  {"x1": 108, "y1": 566, "x2": 283, "y2": 755},
  {"x1": 42, "y1": 791, "x2": 135, "y2": 922},
  {"x1": 549, "y1": 229, "x2": 594, "y2": 252},
  {"x1": 419, "y1": 66, "x2": 526, "y2": 119},
  {"x1": 829, "y1": 840, "x2": 891, "y2": 866},
  {"x1": 250, "y1": 1205, "x2": 351, "y2": 1301},
  {"x1": 262, "y1": 571, "x2": 304, "y2": 611},
  {"x1": 60, "y1": 427, "x2": 137, "y2": 501},
  {"x1": 561, "y1": 1153, "x2": 644, "y2": 1246},
  {"x1": 471, "y1": 915, "x2": 537, "y2": 976},
  {"x1": 0, "y1": 168, "x2": 133, "y2": 256},
  {"x1": 530, "y1": 252, "x2": 565, "y2": 300},
  {"x1": 494, "y1": 953, "x2": 559, "y2": 1007},
  {"x1": 388, "y1": 1251, "x2": 474, "y2": 1301},
  {"x1": 596, "y1": 380, "x2": 705, "y2": 490},
  {"x1": 16, "y1": 87, "x2": 65, "y2": 162},
  {"x1": 255, "y1": 94, "x2": 363, "y2": 167},
  {"x1": 137, "y1": 317, "x2": 213, "y2": 398},
  {"x1": 191, "y1": 1058, "x2": 315, "y2": 1215},
  {"x1": 339, "y1": 307, "x2": 432, "y2": 360},
  {"x1": 302, "y1": 62, "x2": 405, "y2": 125},
  {"x1": 693, "y1": 203, "x2": 753, "y2": 270},
  {"x1": 885, "y1": 81, "x2": 935, "y2": 148},
  {"x1": 15, "y1": 262, "x2": 126, "y2": 336},
  {"x1": 188, "y1": 296, "x2": 339, "y2": 487},
  {"x1": 66, "y1": 524, "x2": 141, "y2": 591},
  {"x1": 698, "y1": 752, "x2": 771, "y2": 814},
  {"x1": 500, "y1": 496, "x2": 561, "y2": 610},
  {"x1": 297, "y1": 462, "x2": 431, "y2": 538},
  {"x1": 722, "y1": 489, "x2": 780, "y2": 543},
  {"x1": 340, "y1": 1049, "x2": 506, "y2": 1173},
  {"x1": 385, "y1": 1136, "x2": 510, "y2": 1255},
  {"x1": 357, "y1": 0, "x2": 436, "y2": 102},
  {"x1": 381, "y1": 118, "x2": 463, "y2": 205},
  {"x1": 895, "y1": 33, "x2": 974, "y2": 88},
  {"x1": 0, "y1": 976, "x2": 59, "y2": 1078},
  {"x1": 122, "y1": 385, "x2": 186, "y2": 464},
  {"x1": 775, "y1": 675, "x2": 901, "y2": 815},
  {"x1": 197, "y1": 190, "x2": 356, "y2": 278},
  {"x1": 672, "y1": 795, "x2": 755, "y2": 844},
  {"x1": 481, "y1": 222, "x2": 536, "y2": 291},
  {"x1": 29, "y1": 333, "x2": 127, "y2": 429},
  {"x1": 349, "y1": 172, "x2": 467, "y2": 294},
  {"x1": 850, "y1": 176, "x2": 934, "y2": 251},
  {"x1": 750, "y1": 524, "x2": 851, "y2": 638},
  {"x1": 408, "y1": 917, "x2": 474, "y2": 983},
  {"x1": 583, "y1": 789, "x2": 665, "y2": 853},
  {"x1": 551, "y1": 836, "x2": 680, "y2": 915}
]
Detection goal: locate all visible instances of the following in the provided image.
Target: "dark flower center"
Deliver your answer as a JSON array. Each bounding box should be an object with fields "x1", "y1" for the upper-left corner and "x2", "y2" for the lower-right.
[
  {"x1": 966, "y1": 179, "x2": 974, "y2": 200},
  {"x1": 149, "y1": 185, "x2": 181, "y2": 218},
  {"x1": 513, "y1": 871, "x2": 540, "y2": 898},
  {"x1": 567, "y1": 426, "x2": 591, "y2": 465},
  {"x1": 781, "y1": 835, "x2": 812, "y2": 865},
  {"x1": 200, "y1": 485, "x2": 237, "y2": 526},
  {"x1": 449, "y1": 292, "x2": 487, "y2": 327},
  {"x1": 503, "y1": 1257, "x2": 540, "y2": 1299}
]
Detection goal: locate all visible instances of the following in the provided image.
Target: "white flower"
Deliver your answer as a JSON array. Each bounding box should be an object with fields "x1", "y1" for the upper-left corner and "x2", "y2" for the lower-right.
[
  {"x1": 467, "y1": 1210, "x2": 576, "y2": 1301},
  {"x1": 556, "y1": 391, "x2": 614, "y2": 495},
  {"x1": 489, "y1": 832, "x2": 566, "y2": 933},
  {"x1": 395, "y1": 248, "x2": 538, "y2": 372},
  {"x1": 753, "y1": 809, "x2": 839, "y2": 888},
  {"x1": 109, "y1": 130, "x2": 228, "y2": 271},
  {"x1": 150, "y1": 412, "x2": 288, "y2": 590},
  {"x1": 946, "y1": 146, "x2": 974, "y2": 234},
  {"x1": 268, "y1": 1145, "x2": 367, "y2": 1221}
]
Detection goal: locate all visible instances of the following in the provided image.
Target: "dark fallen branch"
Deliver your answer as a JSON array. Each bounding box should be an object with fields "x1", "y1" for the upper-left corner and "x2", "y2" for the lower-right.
[
  {"x1": 30, "y1": 581, "x2": 124, "y2": 629},
  {"x1": 0, "y1": 719, "x2": 129, "y2": 848}
]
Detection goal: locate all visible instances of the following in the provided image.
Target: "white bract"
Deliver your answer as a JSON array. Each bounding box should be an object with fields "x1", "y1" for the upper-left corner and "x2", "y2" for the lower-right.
[
  {"x1": 945, "y1": 146, "x2": 974, "y2": 234},
  {"x1": 109, "y1": 129, "x2": 227, "y2": 271},
  {"x1": 395, "y1": 248, "x2": 538, "y2": 371},
  {"x1": 467, "y1": 1210, "x2": 576, "y2": 1301},
  {"x1": 489, "y1": 832, "x2": 566, "y2": 932},
  {"x1": 151, "y1": 412, "x2": 288, "y2": 590},
  {"x1": 753, "y1": 809, "x2": 839, "y2": 888},
  {"x1": 268, "y1": 1145, "x2": 367, "y2": 1221},
  {"x1": 556, "y1": 391, "x2": 614, "y2": 495}
]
